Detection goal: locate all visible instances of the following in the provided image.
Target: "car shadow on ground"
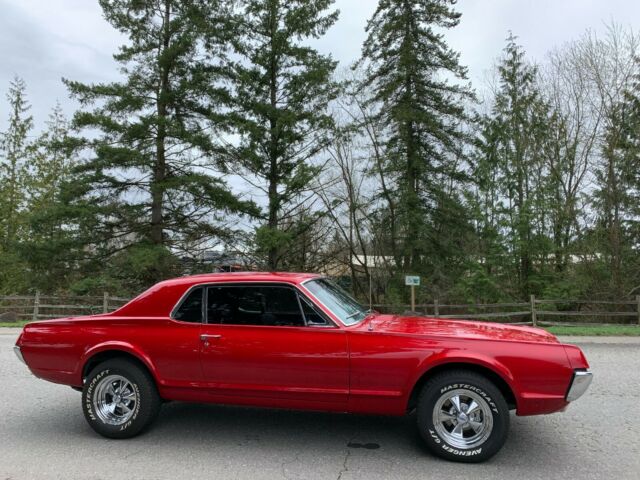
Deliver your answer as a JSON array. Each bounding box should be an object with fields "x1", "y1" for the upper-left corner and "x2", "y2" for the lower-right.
[
  {"x1": 13, "y1": 395, "x2": 584, "y2": 473},
  {"x1": 155, "y1": 401, "x2": 423, "y2": 451},
  {"x1": 147, "y1": 402, "x2": 570, "y2": 464}
]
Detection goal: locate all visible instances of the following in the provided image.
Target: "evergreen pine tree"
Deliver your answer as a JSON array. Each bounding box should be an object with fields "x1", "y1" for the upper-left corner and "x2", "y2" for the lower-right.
[
  {"x1": 228, "y1": 0, "x2": 340, "y2": 270},
  {"x1": 18, "y1": 103, "x2": 78, "y2": 292},
  {"x1": 0, "y1": 76, "x2": 33, "y2": 249},
  {"x1": 475, "y1": 34, "x2": 551, "y2": 297},
  {"x1": 357, "y1": 0, "x2": 474, "y2": 276},
  {"x1": 62, "y1": 0, "x2": 253, "y2": 289},
  {"x1": 28, "y1": 102, "x2": 75, "y2": 209}
]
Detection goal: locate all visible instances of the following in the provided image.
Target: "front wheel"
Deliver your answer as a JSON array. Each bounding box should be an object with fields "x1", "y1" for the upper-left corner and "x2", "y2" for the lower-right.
[
  {"x1": 82, "y1": 358, "x2": 161, "y2": 439},
  {"x1": 416, "y1": 370, "x2": 510, "y2": 463}
]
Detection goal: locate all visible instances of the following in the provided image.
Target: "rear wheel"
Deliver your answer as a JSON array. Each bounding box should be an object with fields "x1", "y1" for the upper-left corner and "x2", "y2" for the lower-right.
[
  {"x1": 82, "y1": 358, "x2": 161, "y2": 439},
  {"x1": 416, "y1": 370, "x2": 509, "y2": 463}
]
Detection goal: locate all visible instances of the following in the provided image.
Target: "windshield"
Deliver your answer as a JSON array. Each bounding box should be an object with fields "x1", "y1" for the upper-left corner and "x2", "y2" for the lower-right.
[{"x1": 304, "y1": 278, "x2": 367, "y2": 326}]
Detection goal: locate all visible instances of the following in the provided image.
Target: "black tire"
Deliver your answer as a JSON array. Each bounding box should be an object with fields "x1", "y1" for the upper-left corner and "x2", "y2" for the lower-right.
[
  {"x1": 82, "y1": 358, "x2": 161, "y2": 439},
  {"x1": 416, "y1": 370, "x2": 510, "y2": 463}
]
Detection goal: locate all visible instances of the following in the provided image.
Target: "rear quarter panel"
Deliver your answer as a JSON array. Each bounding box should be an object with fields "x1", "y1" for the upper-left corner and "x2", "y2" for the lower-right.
[{"x1": 18, "y1": 317, "x2": 202, "y2": 391}]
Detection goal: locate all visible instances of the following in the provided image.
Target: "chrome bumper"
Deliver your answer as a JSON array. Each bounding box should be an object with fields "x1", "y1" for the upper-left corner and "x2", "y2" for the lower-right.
[
  {"x1": 14, "y1": 345, "x2": 26, "y2": 365},
  {"x1": 566, "y1": 370, "x2": 593, "y2": 402}
]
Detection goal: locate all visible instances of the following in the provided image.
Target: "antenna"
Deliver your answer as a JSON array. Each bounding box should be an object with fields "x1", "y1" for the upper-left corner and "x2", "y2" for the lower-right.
[{"x1": 369, "y1": 271, "x2": 373, "y2": 311}]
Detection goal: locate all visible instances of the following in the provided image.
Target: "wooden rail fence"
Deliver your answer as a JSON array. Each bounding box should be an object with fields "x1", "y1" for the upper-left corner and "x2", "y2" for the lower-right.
[
  {"x1": 1, "y1": 292, "x2": 640, "y2": 326},
  {"x1": 372, "y1": 294, "x2": 640, "y2": 327},
  {"x1": 0, "y1": 292, "x2": 129, "y2": 322}
]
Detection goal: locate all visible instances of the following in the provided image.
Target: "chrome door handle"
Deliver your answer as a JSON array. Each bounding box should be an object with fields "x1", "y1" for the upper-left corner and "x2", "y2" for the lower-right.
[{"x1": 200, "y1": 334, "x2": 222, "y2": 342}]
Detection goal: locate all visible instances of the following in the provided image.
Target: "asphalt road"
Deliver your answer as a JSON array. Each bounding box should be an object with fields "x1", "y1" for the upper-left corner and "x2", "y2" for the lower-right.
[{"x1": 1, "y1": 330, "x2": 639, "y2": 480}]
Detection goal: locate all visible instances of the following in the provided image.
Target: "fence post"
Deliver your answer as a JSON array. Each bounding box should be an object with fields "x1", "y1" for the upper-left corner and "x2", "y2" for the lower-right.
[
  {"x1": 637, "y1": 295, "x2": 640, "y2": 326},
  {"x1": 103, "y1": 292, "x2": 109, "y2": 314},
  {"x1": 434, "y1": 299, "x2": 440, "y2": 318},
  {"x1": 32, "y1": 291, "x2": 40, "y2": 321},
  {"x1": 530, "y1": 294, "x2": 537, "y2": 327}
]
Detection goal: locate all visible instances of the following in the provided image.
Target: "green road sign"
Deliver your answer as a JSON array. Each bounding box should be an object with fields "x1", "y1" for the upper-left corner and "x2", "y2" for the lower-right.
[{"x1": 405, "y1": 275, "x2": 420, "y2": 286}]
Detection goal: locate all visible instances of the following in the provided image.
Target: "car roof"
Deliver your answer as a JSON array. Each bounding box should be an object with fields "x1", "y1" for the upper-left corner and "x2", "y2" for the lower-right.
[
  {"x1": 113, "y1": 272, "x2": 324, "y2": 318},
  {"x1": 160, "y1": 271, "x2": 322, "y2": 287}
]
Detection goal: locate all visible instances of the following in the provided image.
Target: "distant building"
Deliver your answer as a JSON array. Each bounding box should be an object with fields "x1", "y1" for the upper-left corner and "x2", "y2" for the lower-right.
[
  {"x1": 319, "y1": 254, "x2": 396, "y2": 277},
  {"x1": 200, "y1": 251, "x2": 257, "y2": 272}
]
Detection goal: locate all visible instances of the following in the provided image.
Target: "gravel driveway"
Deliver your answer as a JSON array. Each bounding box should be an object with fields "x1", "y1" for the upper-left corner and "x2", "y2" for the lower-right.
[{"x1": 1, "y1": 330, "x2": 638, "y2": 480}]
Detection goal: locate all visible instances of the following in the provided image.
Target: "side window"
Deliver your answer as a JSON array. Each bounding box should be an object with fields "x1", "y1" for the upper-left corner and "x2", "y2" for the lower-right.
[
  {"x1": 299, "y1": 295, "x2": 330, "y2": 326},
  {"x1": 263, "y1": 287, "x2": 305, "y2": 326},
  {"x1": 206, "y1": 285, "x2": 305, "y2": 327},
  {"x1": 173, "y1": 287, "x2": 203, "y2": 323},
  {"x1": 207, "y1": 286, "x2": 260, "y2": 325}
]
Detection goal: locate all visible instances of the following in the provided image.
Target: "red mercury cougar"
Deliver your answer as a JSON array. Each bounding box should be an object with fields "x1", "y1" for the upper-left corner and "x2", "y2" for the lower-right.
[{"x1": 14, "y1": 272, "x2": 592, "y2": 463}]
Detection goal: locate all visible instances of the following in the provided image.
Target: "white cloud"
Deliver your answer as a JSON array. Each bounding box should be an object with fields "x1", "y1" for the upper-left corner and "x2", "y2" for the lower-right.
[{"x1": 1, "y1": 0, "x2": 639, "y2": 131}]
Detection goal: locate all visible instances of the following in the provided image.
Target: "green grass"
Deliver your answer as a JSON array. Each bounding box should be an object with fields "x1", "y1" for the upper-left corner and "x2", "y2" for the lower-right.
[
  {"x1": 0, "y1": 321, "x2": 28, "y2": 328},
  {"x1": 544, "y1": 325, "x2": 640, "y2": 336}
]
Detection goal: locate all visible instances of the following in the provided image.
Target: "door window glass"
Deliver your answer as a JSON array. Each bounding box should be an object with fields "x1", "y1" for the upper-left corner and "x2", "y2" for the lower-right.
[{"x1": 207, "y1": 286, "x2": 305, "y2": 327}]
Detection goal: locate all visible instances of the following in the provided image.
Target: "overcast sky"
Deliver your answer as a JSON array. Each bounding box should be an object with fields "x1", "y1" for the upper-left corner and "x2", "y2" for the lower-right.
[{"x1": 1, "y1": 0, "x2": 639, "y2": 132}]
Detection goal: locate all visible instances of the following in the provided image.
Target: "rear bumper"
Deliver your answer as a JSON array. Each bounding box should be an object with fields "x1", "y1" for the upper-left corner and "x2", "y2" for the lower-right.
[
  {"x1": 516, "y1": 369, "x2": 593, "y2": 416},
  {"x1": 566, "y1": 370, "x2": 593, "y2": 402},
  {"x1": 13, "y1": 346, "x2": 26, "y2": 365}
]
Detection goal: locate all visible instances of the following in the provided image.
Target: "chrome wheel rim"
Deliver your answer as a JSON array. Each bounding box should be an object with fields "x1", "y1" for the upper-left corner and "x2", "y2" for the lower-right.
[
  {"x1": 432, "y1": 389, "x2": 493, "y2": 449},
  {"x1": 93, "y1": 374, "x2": 137, "y2": 426}
]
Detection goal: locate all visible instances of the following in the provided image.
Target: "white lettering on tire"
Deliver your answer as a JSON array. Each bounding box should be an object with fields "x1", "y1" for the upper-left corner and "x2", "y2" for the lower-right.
[
  {"x1": 119, "y1": 383, "x2": 141, "y2": 431},
  {"x1": 431, "y1": 382, "x2": 497, "y2": 456},
  {"x1": 85, "y1": 369, "x2": 109, "y2": 421},
  {"x1": 442, "y1": 444, "x2": 483, "y2": 456},
  {"x1": 85, "y1": 369, "x2": 141, "y2": 431},
  {"x1": 440, "y1": 383, "x2": 499, "y2": 413}
]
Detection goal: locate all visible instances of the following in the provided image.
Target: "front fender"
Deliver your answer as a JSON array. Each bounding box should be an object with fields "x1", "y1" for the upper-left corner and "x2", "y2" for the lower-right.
[{"x1": 407, "y1": 350, "x2": 519, "y2": 404}]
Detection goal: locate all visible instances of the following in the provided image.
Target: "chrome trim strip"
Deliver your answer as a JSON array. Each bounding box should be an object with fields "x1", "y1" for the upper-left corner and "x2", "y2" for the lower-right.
[
  {"x1": 171, "y1": 280, "x2": 338, "y2": 328},
  {"x1": 566, "y1": 370, "x2": 593, "y2": 402},
  {"x1": 14, "y1": 346, "x2": 26, "y2": 365},
  {"x1": 171, "y1": 281, "x2": 303, "y2": 320},
  {"x1": 170, "y1": 284, "x2": 205, "y2": 320}
]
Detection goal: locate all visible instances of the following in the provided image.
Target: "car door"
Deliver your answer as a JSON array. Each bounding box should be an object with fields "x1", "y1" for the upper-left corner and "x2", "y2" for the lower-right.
[
  {"x1": 139, "y1": 286, "x2": 205, "y2": 389},
  {"x1": 199, "y1": 283, "x2": 350, "y2": 410}
]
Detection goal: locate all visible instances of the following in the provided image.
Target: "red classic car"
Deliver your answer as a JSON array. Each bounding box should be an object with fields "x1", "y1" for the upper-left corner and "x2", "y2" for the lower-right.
[{"x1": 14, "y1": 272, "x2": 592, "y2": 462}]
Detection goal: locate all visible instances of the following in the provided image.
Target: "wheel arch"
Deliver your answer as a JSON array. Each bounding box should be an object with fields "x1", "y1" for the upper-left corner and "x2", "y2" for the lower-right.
[
  {"x1": 407, "y1": 361, "x2": 518, "y2": 413},
  {"x1": 80, "y1": 344, "x2": 159, "y2": 387}
]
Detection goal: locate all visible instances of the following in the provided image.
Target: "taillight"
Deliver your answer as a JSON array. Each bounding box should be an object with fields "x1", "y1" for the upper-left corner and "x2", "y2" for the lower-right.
[{"x1": 563, "y1": 344, "x2": 589, "y2": 369}]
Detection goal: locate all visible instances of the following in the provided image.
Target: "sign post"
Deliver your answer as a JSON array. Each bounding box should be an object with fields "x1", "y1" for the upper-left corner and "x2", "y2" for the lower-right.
[{"x1": 405, "y1": 275, "x2": 420, "y2": 312}]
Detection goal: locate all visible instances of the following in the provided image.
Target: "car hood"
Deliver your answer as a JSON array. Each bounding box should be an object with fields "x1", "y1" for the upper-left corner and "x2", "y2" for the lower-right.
[{"x1": 363, "y1": 314, "x2": 559, "y2": 344}]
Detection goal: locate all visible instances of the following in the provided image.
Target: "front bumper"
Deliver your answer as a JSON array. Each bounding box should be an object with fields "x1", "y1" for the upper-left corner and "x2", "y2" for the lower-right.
[
  {"x1": 14, "y1": 345, "x2": 26, "y2": 365},
  {"x1": 566, "y1": 370, "x2": 593, "y2": 402}
]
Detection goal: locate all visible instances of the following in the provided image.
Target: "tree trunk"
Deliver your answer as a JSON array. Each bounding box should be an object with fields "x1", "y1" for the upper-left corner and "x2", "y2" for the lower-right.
[
  {"x1": 151, "y1": 0, "x2": 171, "y2": 247},
  {"x1": 607, "y1": 149, "x2": 623, "y2": 297},
  {"x1": 266, "y1": 1, "x2": 280, "y2": 271},
  {"x1": 402, "y1": 1, "x2": 420, "y2": 273}
]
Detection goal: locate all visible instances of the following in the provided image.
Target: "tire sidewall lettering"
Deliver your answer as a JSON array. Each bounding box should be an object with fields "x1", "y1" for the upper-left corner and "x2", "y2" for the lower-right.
[
  {"x1": 430, "y1": 426, "x2": 483, "y2": 457},
  {"x1": 85, "y1": 369, "x2": 140, "y2": 431},
  {"x1": 431, "y1": 383, "x2": 497, "y2": 457},
  {"x1": 442, "y1": 444, "x2": 483, "y2": 457},
  {"x1": 439, "y1": 383, "x2": 499, "y2": 414},
  {"x1": 85, "y1": 369, "x2": 109, "y2": 422},
  {"x1": 119, "y1": 383, "x2": 141, "y2": 431}
]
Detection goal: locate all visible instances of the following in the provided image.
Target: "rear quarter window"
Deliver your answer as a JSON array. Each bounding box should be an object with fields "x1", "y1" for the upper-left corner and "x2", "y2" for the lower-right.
[{"x1": 173, "y1": 287, "x2": 204, "y2": 323}]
